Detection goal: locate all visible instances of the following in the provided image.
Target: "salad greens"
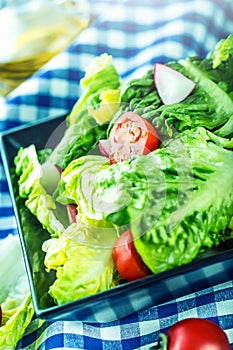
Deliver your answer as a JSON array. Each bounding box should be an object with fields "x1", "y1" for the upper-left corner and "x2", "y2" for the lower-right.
[
  {"x1": 13, "y1": 35, "x2": 233, "y2": 306},
  {"x1": 49, "y1": 53, "x2": 121, "y2": 170},
  {"x1": 55, "y1": 155, "x2": 111, "y2": 220},
  {"x1": 210, "y1": 33, "x2": 233, "y2": 69},
  {"x1": 88, "y1": 127, "x2": 233, "y2": 273},
  {"x1": 120, "y1": 47, "x2": 233, "y2": 140},
  {"x1": 0, "y1": 235, "x2": 34, "y2": 349},
  {"x1": 15, "y1": 145, "x2": 66, "y2": 237},
  {"x1": 43, "y1": 221, "x2": 118, "y2": 304}
]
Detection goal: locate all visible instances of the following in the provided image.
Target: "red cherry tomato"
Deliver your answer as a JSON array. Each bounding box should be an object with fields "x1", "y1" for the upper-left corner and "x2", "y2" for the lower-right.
[
  {"x1": 163, "y1": 318, "x2": 231, "y2": 350},
  {"x1": 0, "y1": 305, "x2": 2, "y2": 327},
  {"x1": 112, "y1": 229, "x2": 152, "y2": 281},
  {"x1": 109, "y1": 112, "x2": 159, "y2": 164}
]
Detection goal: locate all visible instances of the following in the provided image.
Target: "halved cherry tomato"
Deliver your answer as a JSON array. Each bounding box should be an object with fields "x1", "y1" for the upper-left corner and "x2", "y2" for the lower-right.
[
  {"x1": 109, "y1": 112, "x2": 159, "y2": 164},
  {"x1": 112, "y1": 229, "x2": 152, "y2": 281},
  {"x1": 0, "y1": 305, "x2": 2, "y2": 327},
  {"x1": 156, "y1": 318, "x2": 231, "y2": 350}
]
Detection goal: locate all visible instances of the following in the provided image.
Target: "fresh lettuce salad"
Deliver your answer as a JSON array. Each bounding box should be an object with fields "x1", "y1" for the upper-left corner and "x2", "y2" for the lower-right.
[
  {"x1": 13, "y1": 36, "x2": 233, "y2": 306},
  {"x1": 0, "y1": 235, "x2": 34, "y2": 349}
]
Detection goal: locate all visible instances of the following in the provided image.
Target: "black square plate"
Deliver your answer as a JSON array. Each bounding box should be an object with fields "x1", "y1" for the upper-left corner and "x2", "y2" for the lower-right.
[{"x1": 1, "y1": 115, "x2": 233, "y2": 322}]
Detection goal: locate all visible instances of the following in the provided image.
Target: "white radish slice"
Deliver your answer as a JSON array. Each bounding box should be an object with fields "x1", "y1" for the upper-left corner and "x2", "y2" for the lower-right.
[
  {"x1": 98, "y1": 139, "x2": 110, "y2": 157},
  {"x1": 154, "y1": 63, "x2": 196, "y2": 105}
]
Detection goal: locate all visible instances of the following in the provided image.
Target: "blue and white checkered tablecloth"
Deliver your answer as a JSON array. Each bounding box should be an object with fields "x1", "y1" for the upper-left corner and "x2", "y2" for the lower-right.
[{"x1": 1, "y1": 0, "x2": 233, "y2": 348}]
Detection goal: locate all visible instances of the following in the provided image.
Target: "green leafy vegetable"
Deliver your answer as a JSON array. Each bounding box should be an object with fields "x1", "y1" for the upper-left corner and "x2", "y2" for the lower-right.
[
  {"x1": 48, "y1": 54, "x2": 121, "y2": 169},
  {"x1": 14, "y1": 146, "x2": 66, "y2": 237},
  {"x1": 14, "y1": 145, "x2": 41, "y2": 198},
  {"x1": 68, "y1": 53, "x2": 120, "y2": 125},
  {"x1": 88, "y1": 88, "x2": 120, "y2": 125},
  {"x1": 210, "y1": 33, "x2": 233, "y2": 68},
  {"x1": 118, "y1": 35, "x2": 233, "y2": 141},
  {"x1": 84, "y1": 127, "x2": 233, "y2": 273},
  {"x1": 56, "y1": 155, "x2": 111, "y2": 221},
  {"x1": 120, "y1": 68, "x2": 161, "y2": 118},
  {"x1": 12, "y1": 35, "x2": 233, "y2": 308},
  {"x1": 26, "y1": 182, "x2": 65, "y2": 237},
  {"x1": 0, "y1": 235, "x2": 34, "y2": 349},
  {"x1": 42, "y1": 221, "x2": 118, "y2": 305},
  {"x1": 48, "y1": 114, "x2": 108, "y2": 169},
  {"x1": 178, "y1": 58, "x2": 233, "y2": 138}
]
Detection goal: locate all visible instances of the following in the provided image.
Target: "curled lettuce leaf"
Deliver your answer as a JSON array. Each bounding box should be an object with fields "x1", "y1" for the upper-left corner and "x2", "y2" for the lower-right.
[
  {"x1": 178, "y1": 58, "x2": 233, "y2": 138},
  {"x1": 42, "y1": 221, "x2": 118, "y2": 304},
  {"x1": 68, "y1": 53, "x2": 121, "y2": 125},
  {"x1": 26, "y1": 183, "x2": 64, "y2": 237},
  {"x1": 56, "y1": 155, "x2": 110, "y2": 221},
  {"x1": 14, "y1": 146, "x2": 66, "y2": 237},
  {"x1": 79, "y1": 127, "x2": 233, "y2": 274},
  {"x1": 14, "y1": 145, "x2": 41, "y2": 198},
  {"x1": 210, "y1": 33, "x2": 233, "y2": 68},
  {"x1": 120, "y1": 68, "x2": 161, "y2": 118},
  {"x1": 0, "y1": 235, "x2": 34, "y2": 349},
  {"x1": 48, "y1": 113, "x2": 108, "y2": 169},
  {"x1": 131, "y1": 129, "x2": 233, "y2": 273},
  {"x1": 119, "y1": 35, "x2": 233, "y2": 141},
  {"x1": 49, "y1": 54, "x2": 121, "y2": 169},
  {"x1": 88, "y1": 88, "x2": 121, "y2": 125}
]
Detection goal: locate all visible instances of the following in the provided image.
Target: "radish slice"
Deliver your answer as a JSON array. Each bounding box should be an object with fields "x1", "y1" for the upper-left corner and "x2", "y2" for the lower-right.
[
  {"x1": 67, "y1": 204, "x2": 78, "y2": 223},
  {"x1": 154, "y1": 63, "x2": 196, "y2": 105},
  {"x1": 98, "y1": 139, "x2": 110, "y2": 157}
]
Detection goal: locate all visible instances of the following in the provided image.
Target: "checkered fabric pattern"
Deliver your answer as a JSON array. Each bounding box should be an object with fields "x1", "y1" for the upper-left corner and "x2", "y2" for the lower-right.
[
  {"x1": 1, "y1": 0, "x2": 233, "y2": 348},
  {"x1": 15, "y1": 281, "x2": 233, "y2": 349}
]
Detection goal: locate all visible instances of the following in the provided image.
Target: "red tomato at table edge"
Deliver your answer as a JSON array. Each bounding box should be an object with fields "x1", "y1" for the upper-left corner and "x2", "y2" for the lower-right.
[
  {"x1": 108, "y1": 112, "x2": 159, "y2": 164},
  {"x1": 112, "y1": 229, "x2": 152, "y2": 281},
  {"x1": 156, "y1": 318, "x2": 231, "y2": 350}
]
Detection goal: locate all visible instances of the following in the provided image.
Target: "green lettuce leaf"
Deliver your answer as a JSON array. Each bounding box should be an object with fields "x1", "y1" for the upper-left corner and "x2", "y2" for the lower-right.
[
  {"x1": 178, "y1": 58, "x2": 233, "y2": 138},
  {"x1": 0, "y1": 235, "x2": 34, "y2": 349},
  {"x1": 88, "y1": 88, "x2": 120, "y2": 125},
  {"x1": 68, "y1": 53, "x2": 121, "y2": 125},
  {"x1": 81, "y1": 127, "x2": 233, "y2": 274},
  {"x1": 26, "y1": 182, "x2": 65, "y2": 237},
  {"x1": 118, "y1": 35, "x2": 233, "y2": 141},
  {"x1": 56, "y1": 155, "x2": 111, "y2": 221},
  {"x1": 14, "y1": 145, "x2": 41, "y2": 198},
  {"x1": 48, "y1": 114, "x2": 108, "y2": 169},
  {"x1": 42, "y1": 220, "x2": 118, "y2": 304},
  {"x1": 151, "y1": 57, "x2": 233, "y2": 139},
  {"x1": 48, "y1": 54, "x2": 121, "y2": 169},
  {"x1": 14, "y1": 146, "x2": 66, "y2": 237},
  {"x1": 131, "y1": 128, "x2": 233, "y2": 273},
  {"x1": 210, "y1": 33, "x2": 233, "y2": 68},
  {"x1": 119, "y1": 68, "x2": 161, "y2": 118}
]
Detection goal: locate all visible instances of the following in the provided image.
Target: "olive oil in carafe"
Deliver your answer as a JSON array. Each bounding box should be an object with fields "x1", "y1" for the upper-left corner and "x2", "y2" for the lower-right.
[{"x1": 0, "y1": 1, "x2": 90, "y2": 96}]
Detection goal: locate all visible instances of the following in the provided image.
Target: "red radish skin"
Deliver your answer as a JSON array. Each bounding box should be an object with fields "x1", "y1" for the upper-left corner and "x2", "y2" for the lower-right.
[
  {"x1": 154, "y1": 63, "x2": 196, "y2": 105},
  {"x1": 0, "y1": 305, "x2": 2, "y2": 327},
  {"x1": 55, "y1": 164, "x2": 63, "y2": 173},
  {"x1": 67, "y1": 204, "x2": 78, "y2": 223}
]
